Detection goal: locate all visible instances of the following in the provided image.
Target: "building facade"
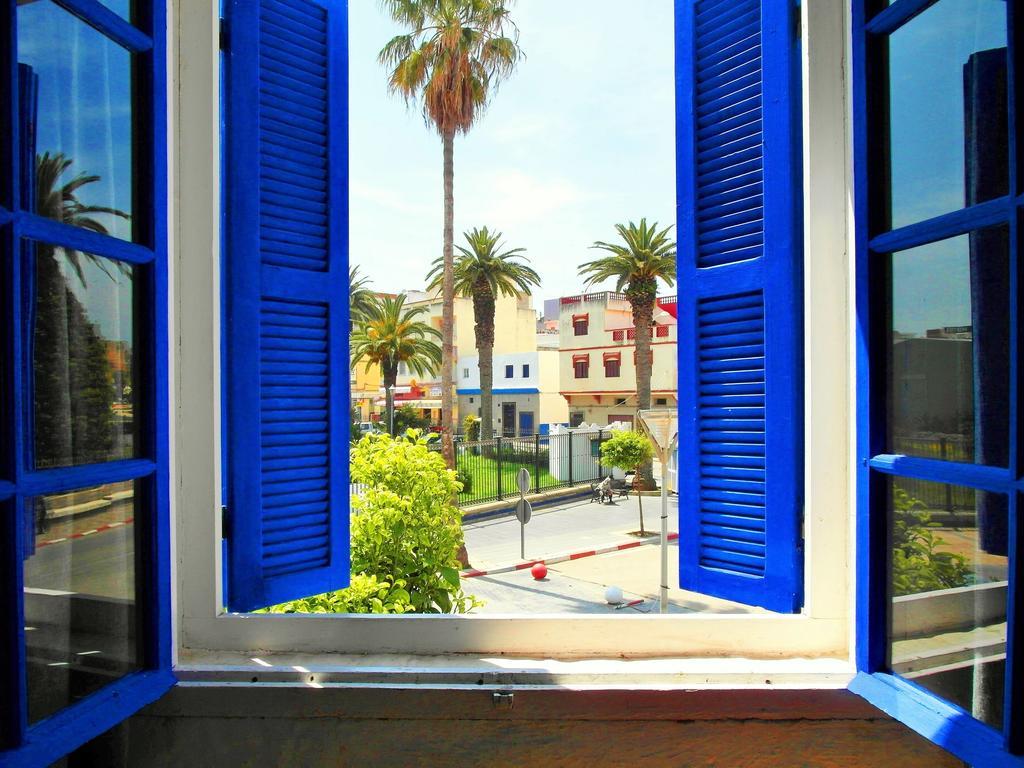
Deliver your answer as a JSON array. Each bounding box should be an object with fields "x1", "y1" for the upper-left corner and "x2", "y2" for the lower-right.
[
  {"x1": 391, "y1": 289, "x2": 539, "y2": 426},
  {"x1": 557, "y1": 292, "x2": 678, "y2": 427},
  {"x1": 457, "y1": 350, "x2": 567, "y2": 437}
]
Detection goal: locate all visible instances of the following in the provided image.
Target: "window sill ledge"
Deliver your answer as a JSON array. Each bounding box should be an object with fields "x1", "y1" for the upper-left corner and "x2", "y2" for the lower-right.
[{"x1": 175, "y1": 651, "x2": 855, "y2": 690}]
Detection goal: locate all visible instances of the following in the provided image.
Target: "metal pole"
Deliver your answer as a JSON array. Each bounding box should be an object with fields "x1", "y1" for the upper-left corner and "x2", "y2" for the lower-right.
[
  {"x1": 521, "y1": 520, "x2": 525, "y2": 560},
  {"x1": 496, "y1": 436, "x2": 503, "y2": 501},
  {"x1": 660, "y1": 450, "x2": 669, "y2": 614}
]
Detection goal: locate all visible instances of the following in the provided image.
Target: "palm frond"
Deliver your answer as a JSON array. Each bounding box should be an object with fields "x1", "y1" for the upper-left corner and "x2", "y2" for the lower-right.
[
  {"x1": 378, "y1": 0, "x2": 524, "y2": 136},
  {"x1": 579, "y1": 218, "x2": 677, "y2": 296}
]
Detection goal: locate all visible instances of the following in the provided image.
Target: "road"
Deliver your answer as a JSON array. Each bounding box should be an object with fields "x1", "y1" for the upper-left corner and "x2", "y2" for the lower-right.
[
  {"x1": 462, "y1": 494, "x2": 678, "y2": 571},
  {"x1": 24, "y1": 524, "x2": 135, "y2": 600}
]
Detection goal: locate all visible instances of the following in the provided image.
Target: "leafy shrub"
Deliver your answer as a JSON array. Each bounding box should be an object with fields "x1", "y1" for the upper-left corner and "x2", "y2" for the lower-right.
[
  {"x1": 266, "y1": 430, "x2": 479, "y2": 614},
  {"x1": 269, "y1": 574, "x2": 415, "y2": 614},
  {"x1": 393, "y1": 404, "x2": 432, "y2": 434},
  {"x1": 892, "y1": 487, "x2": 971, "y2": 596},
  {"x1": 463, "y1": 414, "x2": 481, "y2": 442},
  {"x1": 455, "y1": 466, "x2": 473, "y2": 494}
]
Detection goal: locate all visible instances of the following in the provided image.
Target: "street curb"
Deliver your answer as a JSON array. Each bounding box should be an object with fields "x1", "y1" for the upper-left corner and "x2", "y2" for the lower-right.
[
  {"x1": 461, "y1": 488, "x2": 593, "y2": 523},
  {"x1": 461, "y1": 531, "x2": 680, "y2": 578},
  {"x1": 35, "y1": 518, "x2": 134, "y2": 549}
]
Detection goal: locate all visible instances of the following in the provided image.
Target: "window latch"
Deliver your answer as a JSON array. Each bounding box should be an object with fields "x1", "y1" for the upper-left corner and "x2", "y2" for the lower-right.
[
  {"x1": 219, "y1": 17, "x2": 229, "y2": 52},
  {"x1": 221, "y1": 505, "x2": 231, "y2": 540}
]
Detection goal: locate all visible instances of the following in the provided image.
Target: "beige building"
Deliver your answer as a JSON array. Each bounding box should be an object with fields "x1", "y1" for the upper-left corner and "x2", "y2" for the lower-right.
[
  {"x1": 392, "y1": 289, "x2": 539, "y2": 426},
  {"x1": 557, "y1": 291, "x2": 678, "y2": 427}
]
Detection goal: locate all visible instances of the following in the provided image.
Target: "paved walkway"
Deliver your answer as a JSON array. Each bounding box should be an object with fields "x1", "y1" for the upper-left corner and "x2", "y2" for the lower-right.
[
  {"x1": 462, "y1": 494, "x2": 677, "y2": 571},
  {"x1": 464, "y1": 542, "x2": 763, "y2": 615}
]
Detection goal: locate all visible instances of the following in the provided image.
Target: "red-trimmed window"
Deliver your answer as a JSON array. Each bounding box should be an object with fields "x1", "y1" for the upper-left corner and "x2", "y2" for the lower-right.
[
  {"x1": 604, "y1": 352, "x2": 621, "y2": 378},
  {"x1": 656, "y1": 325, "x2": 670, "y2": 338},
  {"x1": 573, "y1": 354, "x2": 589, "y2": 378},
  {"x1": 572, "y1": 314, "x2": 589, "y2": 336}
]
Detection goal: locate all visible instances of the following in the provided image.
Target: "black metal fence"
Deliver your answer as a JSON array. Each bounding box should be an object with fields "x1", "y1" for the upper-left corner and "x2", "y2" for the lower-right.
[
  {"x1": 449, "y1": 430, "x2": 611, "y2": 508},
  {"x1": 891, "y1": 434, "x2": 976, "y2": 514}
]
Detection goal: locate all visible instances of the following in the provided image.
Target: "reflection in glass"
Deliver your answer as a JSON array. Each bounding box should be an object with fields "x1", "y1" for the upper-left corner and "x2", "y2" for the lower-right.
[
  {"x1": 887, "y1": 227, "x2": 1009, "y2": 466},
  {"x1": 886, "y1": 0, "x2": 1007, "y2": 229},
  {"x1": 18, "y1": 0, "x2": 135, "y2": 241},
  {"x1": 888, "y1": 480, "x2": 1007, "y2": 731},
  {"x1": 32, "y1": 245, "x2": 136, "y2": 468},
  {"x1": 23, "y1": 482, "x2": 140, "y2": 724}
]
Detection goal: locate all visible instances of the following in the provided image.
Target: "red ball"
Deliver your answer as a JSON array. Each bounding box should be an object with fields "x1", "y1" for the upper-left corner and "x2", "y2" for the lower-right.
[{"x1": 530, "y1": 562, "x2": 548, "y2": 580}]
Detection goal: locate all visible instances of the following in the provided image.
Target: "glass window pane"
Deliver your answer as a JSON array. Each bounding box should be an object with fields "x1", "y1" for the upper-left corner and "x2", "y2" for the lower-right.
[
  {"x1": 18, "y1": 1, "x2": 136, "y2": 242},
  {"x1": 887, "y1": 479, "x2": 1008, "y2": 732},
  {"x1": 887, "y1": 226, "x2": 1009, "y2": 466},
  {"x1": 97, "y1": 0, "x2": 134, "y2": 22},
  {"x1": 32, "y1": 244, "x2": 137, "y2": 468},
  {"x1": 23, "y1": 481, "x2": 141, "y2": 724},
  {"x1": 886, "y1": 0, "x2": 1007, "y2": 230}
]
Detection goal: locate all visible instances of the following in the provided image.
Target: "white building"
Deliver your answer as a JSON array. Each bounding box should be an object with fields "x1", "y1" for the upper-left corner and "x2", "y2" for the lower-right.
[{"x1": 456, "y1": 350, "x2": 567, "y2": 436}]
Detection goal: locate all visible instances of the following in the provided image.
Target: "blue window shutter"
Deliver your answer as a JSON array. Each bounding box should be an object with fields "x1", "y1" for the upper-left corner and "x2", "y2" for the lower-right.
[
  {"x1": 676, "y1": 0, "x2": 803, "y2": 613},
  {"x1": 224, "y1": 0, "x2": 349, "y2": 612}
]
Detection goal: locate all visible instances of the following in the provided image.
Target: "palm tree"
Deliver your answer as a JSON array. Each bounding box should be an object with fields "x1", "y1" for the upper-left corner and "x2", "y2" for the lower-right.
[
  {"x1": 426, "y1": 226, "x2": 539, "y2": 441},
  {"x1": 35, "y1": 151, "x2": 131, "y2": 282},
  {"x1": 349, "y1": 265, "x2": 376, "y2": 324},
  {"x1": 379, "y1": 0, "x2": 523, "y2": 467},
  {"x1": 351, "y1": 294, "x2": 443, "y2": 435},
  {"x1": 579, "y1": 219, "x2": 676, "y2": 489},
  {"x1": 32, "y1": 152, "x2": 131, "y2": 467}
]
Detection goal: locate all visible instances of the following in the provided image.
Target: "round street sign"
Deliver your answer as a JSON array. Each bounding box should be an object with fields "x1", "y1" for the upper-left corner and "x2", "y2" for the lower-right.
[
  {"x1": 516, "y1": 467, "x2": 531, "y2": 496},
  {"x1": 515, "y1": 498, "x2": 532, "y2": 525}
]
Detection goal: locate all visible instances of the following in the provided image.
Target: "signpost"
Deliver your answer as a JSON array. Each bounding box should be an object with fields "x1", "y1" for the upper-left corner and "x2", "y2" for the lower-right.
[
  {"x1": 637, "y1": 409, "x2": 678, "y2": 614},
  {"x1": 515, "y1": 468, "x2": 532, "y2": 559}
]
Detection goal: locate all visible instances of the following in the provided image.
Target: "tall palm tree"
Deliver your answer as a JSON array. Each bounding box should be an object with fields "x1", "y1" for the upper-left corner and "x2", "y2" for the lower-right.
[
  {"x1": 351, "y1": 294, "x2": 443, "y2": 435},
  {"x1": 579, "y1": 219, "x2": 676, "y2": 489},
  {"x1": 379, "y1": 0, "x2": 523, "y2": 467},
  {"x1": 426, "y1": 226, "x2": 539, "y2": 441},
  {"x1": 32, "y1": 152, "x2": 131, "y2": 467},
  {"x1": 349, "y1": 265, "x2": 376, "y2": 324}
]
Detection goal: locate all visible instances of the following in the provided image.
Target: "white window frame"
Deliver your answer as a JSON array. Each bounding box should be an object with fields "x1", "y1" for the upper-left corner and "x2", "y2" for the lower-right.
[{"x1": 169, "y1": 1, "x2": 856, "y2": 664}]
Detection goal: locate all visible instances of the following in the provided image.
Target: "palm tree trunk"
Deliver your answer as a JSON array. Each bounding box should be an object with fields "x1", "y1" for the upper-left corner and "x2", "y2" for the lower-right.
[
  {"x1": 633, "y1": 293, "x2": 657, "y2": 490},
  {"x1": 479, "y1": 339, "x2": 493, "y2": 441},
  {"x1": 473, "y1": 282, "x2": 496, "y2": 442},
  {"x1": 440, "y1": 130, "x2": 456, "y2": 468},
  {"x1": 385, "y1": 384, "x2": 395, "y2": 436}
]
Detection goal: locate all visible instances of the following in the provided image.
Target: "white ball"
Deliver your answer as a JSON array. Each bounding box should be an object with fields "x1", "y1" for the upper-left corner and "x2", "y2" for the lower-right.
[{"x1": 604, "y1": 585, "x2": 624, "y2": 605}]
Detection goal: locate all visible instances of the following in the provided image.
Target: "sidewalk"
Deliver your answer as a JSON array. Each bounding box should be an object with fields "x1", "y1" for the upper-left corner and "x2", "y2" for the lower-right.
[{"x1": 463, "y1": 542, "x2": 763, "y2": 615}]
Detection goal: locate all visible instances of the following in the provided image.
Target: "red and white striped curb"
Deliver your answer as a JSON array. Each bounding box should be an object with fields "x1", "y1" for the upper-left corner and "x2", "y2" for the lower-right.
[
  {"x1": 461, "y1": 532, "x2": 679, "y2": 578},
  {"x1": 36, "y1": 519, "x2": 134, "y2": 549}
]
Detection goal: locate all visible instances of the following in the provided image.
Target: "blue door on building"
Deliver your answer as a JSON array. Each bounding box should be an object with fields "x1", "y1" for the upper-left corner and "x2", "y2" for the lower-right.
[{"x1": 519, "y1": 411, "x2": 534, "y2": 436}]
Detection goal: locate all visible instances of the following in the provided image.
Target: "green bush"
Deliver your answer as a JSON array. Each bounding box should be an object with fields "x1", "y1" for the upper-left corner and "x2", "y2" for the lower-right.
[
  {"x1": 266, "y1": 430, "x2": 479, "y2": 614},
  {"x1": 463, "y1": 414, "x2": 481, "y2": 442},
  {"x1": 892, "y1": 487, "x2": 971, "y2": 596},
  {"x1": 392, "y1": 404, "x2": 432, "y2": 434},
  {"x1": 455, "y1": 466, "x2": 473, "y2": 494}
]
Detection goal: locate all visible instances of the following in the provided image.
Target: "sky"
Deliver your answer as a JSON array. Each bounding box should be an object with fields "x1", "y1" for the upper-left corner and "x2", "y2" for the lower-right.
[
  {"x1": 19, "y1": 0, "x2": 135, "y2": 344},
  {"x1": 17, "y1": 0, "x2": 1007, "y2": 341},
  {"x1": 348, "y1": 0, "x2": 677, "y2": 305}
]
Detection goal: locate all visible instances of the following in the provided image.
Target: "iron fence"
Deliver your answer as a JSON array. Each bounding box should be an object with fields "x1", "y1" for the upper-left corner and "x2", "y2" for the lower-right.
[
  {"x1": 447, "y1": 430, "x2": 611, "y2": 508},
  {"x1": 891, "y1": 434, "x2": 976, "y2": 514}
]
